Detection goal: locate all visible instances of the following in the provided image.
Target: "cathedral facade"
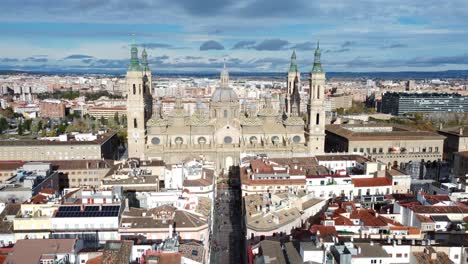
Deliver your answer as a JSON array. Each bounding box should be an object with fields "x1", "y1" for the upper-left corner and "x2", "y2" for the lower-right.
[{"x1": 126, "y1": 43, "x2": 326, "y2": 171}]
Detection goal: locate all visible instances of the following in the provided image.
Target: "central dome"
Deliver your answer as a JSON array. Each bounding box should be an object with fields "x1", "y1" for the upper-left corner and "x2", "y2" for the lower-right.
[{"x1": 211, "y1": 87, "x2": 238, "y2": 103}]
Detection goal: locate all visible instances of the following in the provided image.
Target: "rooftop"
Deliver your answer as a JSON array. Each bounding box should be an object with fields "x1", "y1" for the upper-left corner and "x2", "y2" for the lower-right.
[
  {"x1": 326, "y1": 124, "x2": 445, "y2": 141},
  {"x1": 6, "y1": 239, "x2": 78, "y2": 264},
  {"x1": 352, "y1": 177, "x2": 392, "y2": 187}
]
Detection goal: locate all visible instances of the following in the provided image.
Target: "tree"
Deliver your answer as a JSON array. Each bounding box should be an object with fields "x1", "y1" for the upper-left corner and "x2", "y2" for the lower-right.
[
  {"x1": 0, "y1": 117, "x2": 8, "y2": 134},
  {"x1": 23, "y1": 119, "x2": 32, "y2": 131},
  {"x1": 114, "y1": 112, "x2": 120, "y2": 125},
  {"x1": 99, "y1": 116, "x2": 106, "y2": 126},
  {"x1": 120, "y1": 114, "x2": 127, "y2": 127},
  {"x1": 0, "y1": 107, "x2": 14, "y2": 119},
  {"x1": 57, "y1": 123, "x2": 68, "y2": 134},
  {"x1": 17, "y1": 120, "x2": 23, "y2": 135}
]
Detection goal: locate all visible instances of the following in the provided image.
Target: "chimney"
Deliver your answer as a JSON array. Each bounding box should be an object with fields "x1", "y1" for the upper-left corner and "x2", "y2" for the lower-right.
[
  {"x1": 460, "y1": 127, "x2": 464, "y2": 136},
  {"x1": 124, "y1": 198, "x2": 129, "y2": 212},
  {"x1": 430, "y1": 251, "x2": 437, "y2": 260}
]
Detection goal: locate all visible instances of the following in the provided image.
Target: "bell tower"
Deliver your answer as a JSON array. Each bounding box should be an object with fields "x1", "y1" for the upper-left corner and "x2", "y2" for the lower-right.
[
  {"x1": 126, "y1": 43, "x2": 146, "y2": 159},
  {"x1": 307, "y1": 41, "x2": 325, "y2": 154},
  {"x1": 286, "y1": 50, "x2": 301, "y2": 115}
]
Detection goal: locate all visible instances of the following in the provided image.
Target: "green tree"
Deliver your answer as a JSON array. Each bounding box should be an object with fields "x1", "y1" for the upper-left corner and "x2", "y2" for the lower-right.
[
  {"x1": 0, "y1": 107, "x2": 14, "y2": 119},
  {"x1": 120, "y1": 114, "x2": 127, "y2": 127},
  {"x1": 17, "y1": 120, "x2": 23, "y2": 135},
  {"x1": 57, "y1": 123, "x2": 68, "y2": 134},
  {"x1": 99, "y1": 116, "x2": 106, "y2": 126},
  {"x1": 0, "y1": 117, "x2": 8, "y2": 133},
  {"x1": 113, "y1": 112, "x2": 120, "y2": 125},
  {"x1": 23, "y1": 119, "x2": 32, "y2": 131}
]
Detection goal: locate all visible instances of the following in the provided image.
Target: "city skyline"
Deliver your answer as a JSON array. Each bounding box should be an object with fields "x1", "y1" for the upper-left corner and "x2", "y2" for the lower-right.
[{"x1": 0, "y1": 1, "x2": 468, "y2": 73}]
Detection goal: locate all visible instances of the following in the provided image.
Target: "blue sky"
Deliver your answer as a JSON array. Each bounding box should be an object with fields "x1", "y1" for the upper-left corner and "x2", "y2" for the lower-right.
[{"x1": 0, "y1": 0, "x2": 467, "y2": 73}]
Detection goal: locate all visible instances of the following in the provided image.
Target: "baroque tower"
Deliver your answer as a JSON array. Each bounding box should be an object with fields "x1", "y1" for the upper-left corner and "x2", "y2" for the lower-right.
[
  {"x1": 307, "y1": 41, "x2": 326, "y2": 153},
  {"x1": 127, "y1": 44, "x2": 147, "y2": 159},
  {"x1": 287, "y1": 50, "x2": 301, "y2": 115}
]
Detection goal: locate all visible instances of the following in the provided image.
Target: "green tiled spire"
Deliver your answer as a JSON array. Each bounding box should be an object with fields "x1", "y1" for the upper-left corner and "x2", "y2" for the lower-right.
[
  {"x1": 289, "y1": 50, "x2": 298, "y2": 72},
  {"x1": 128, "y1": 43, "x2": 142, "y2": 71},
  {"x1": 312, "y1": 41, "x2": 323, "y2": 73},
  {"x1": 141, "y1": 48, "x2": 150, "y2": 72}
]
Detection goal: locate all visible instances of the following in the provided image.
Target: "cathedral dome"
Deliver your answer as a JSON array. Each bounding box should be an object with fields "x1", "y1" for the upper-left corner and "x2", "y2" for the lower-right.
[{"x1": 210, "y1": 87, "x2": 238, "y2": 103}]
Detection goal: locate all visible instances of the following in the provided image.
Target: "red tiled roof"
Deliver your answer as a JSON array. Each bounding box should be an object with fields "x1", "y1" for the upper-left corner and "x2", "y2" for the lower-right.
[
  {"x1": 334, "y1": 215, "x2": 354, "y2": 226},
  {"x1": 39, "y1": 188, "x2": 56, "y2": 195},
  {"x1": 0, "y1": 254, "x2": 7, "y2": 264},
  {"x1": 24, "y1": 194, "x2": 48, "y2": 204},
  {"x1": 352, "y1": 177, "x2": 391, "y2": 187},
  {"x1": 349, "y1": 209, "x2": 387, "y2": 227},
  {"x1": 0, "y1": 161, "x2": 25, "y2": 171},
  {"x1": 389, "y1": 226, "x2": 420, "y2": 235},
  {"x1": 86, "y1": 255, "x2": 102, "y2": 264},
  {"x1": 310, "y1": 225, "x2": 338, "y2": 236},
  {"x1": 411, "y1": 205, "x2": 468, "y2": 214},
  {"x1": 378, "y1": 215, "x2": 403, "y2": 226}
]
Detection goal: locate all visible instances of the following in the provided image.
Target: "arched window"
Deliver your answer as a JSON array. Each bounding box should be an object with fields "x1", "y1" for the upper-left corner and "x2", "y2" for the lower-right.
[
  {"x1": 272, "y1": 136, "x2": 280, "y2": 144},
  {"x1": 139, "y1": 84, "x2": 141, "y2": 94},
  {"x1": 133, "y1": 84, "x2": 136, "y2": 95},
  {"x1": 316, "y1": 113, "x2": 320, "y2": 125},
  {"x1": 317, "y1": 85, "x2": 320, "y2": 99},
  {"x1": 250, "y1": 136, "x2": 258, "y2": 144},
  {"x1": 134, "y1": 118, "x2": 137, "y2": 128},
  {"x1": 224, "y1": 110, "x2": 228, "y2": 118}
]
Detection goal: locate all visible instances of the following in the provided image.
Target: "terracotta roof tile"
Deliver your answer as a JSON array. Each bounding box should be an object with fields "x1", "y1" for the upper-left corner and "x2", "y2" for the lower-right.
[{"x1": 352, "y1": 177, "x2": 392, "y2": 187}]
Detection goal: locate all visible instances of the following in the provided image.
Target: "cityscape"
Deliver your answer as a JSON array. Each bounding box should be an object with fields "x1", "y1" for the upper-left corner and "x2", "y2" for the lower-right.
[{"x1": 1, "y1": 1, "x2": 468, "y2": 264}]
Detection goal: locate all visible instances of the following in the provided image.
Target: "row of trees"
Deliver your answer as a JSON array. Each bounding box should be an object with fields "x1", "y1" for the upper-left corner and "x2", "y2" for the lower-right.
[
  {"x1": 1, "y1": 109, "x2": 127, "y2": 140},
  {"x1": 37, "y1": 90, "x2": 124, "y2": 101},
  {"x1": 335, "y1": 101, "x2": 376, "y2": 115}
]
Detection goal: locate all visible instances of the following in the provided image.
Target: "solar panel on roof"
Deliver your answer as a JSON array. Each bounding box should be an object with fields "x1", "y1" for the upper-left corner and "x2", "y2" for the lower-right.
[{"x1": 85, "y1": 206, "x2": 99, "y2": 212}]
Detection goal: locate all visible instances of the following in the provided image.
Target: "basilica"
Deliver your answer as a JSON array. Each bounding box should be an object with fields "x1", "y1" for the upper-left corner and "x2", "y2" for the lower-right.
[{"x1": 126, "y1": 43, "x2": 326, "y2": 170}]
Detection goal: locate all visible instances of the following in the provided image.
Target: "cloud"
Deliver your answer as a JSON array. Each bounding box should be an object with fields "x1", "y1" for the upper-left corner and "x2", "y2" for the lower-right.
[
  {"x1": 199, "y1": 40, "x2": 224, "y2": 51},
  {"x1": 139, "y1": 43, "x2": 172, "y2": 49},
  {"x1": 252, "y1": 39, "x2": 289, "y2": 51},
  {"x1": 381, "y1": 43, "x2": 408, "y2": 49},
  {"x1": 341, "y1": 41, "x2": 356, "y2": 48},
  {"x1": 63, "y1": 54, "x2": 94, "y2": 60},
  {"x1": 0, "y1": 58, "x2": 19, "y2": 63},
  {"x1": 232, "y1": 41, "x2": 256, "y2": 49},
  {"x1": 291, "y1": 41, "x2": 316, "y2": 51},
  {"x1": 331, "y1": 53, "x2": 468, "y2": 68},
  {"x1": 185, "y1": 56, "x2": 203, "y2": 60},
  {"x1": 23, "y1": 56, "x2": 48, "y2": 63},
  {"x1": 325, "y1": 48, "x2": 351, "y2": 53}
]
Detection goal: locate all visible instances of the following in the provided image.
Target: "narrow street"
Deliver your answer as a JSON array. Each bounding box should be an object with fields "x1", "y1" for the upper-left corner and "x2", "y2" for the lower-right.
[{"x1": 210, "y1": 170, "x2": 244, "y2": 263}]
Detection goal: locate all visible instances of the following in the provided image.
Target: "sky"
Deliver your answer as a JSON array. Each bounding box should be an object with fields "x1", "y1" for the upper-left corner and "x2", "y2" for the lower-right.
[{"x1": 0, "y1": 0, "x2": 468, "y2": 73}]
